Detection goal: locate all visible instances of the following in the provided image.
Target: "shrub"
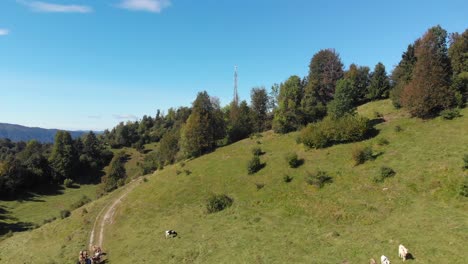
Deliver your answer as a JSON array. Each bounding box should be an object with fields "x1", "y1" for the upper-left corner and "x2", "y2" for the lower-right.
[
  {"x1": 176, "y1": 170, "x2": 182, "y2": 175},
  {"x1": 298, "y1": 115, "x2": 371, "y2": 149},
  {"x1": 377, "y1": 137, "x2": 389, "y2": 146},
  {"x1": 285, "y1": 152, "x2": 302, "y2": 168},
  {"x1": 394, "y1": 125, "x2": 403, "y2": 132},
  {"x1": 460, "y1": 176, "x2": 468, "y2": 197},
  {"x1": 143, "y1": 177, "x2": 148, "y2": 182},
  {"x1": 70, "y1": 195, "x2": 92, "y2": 210},
  {"x1": 206, "y1": 194, "x2": 233, "y2": 214},
  {"x1": 305, "y1": 171, "x2": 333, "y2": 188},
  {"x1": 373, "y1": 111, "x2": 383, "y2": 119},
  {"x1": 60, "y1": 210, "x2": 71, "y2": 219},
  {"x1": 374, "y1": 166, "x2": 396, "y2": 182},
  {"x1": 463, "y1": 154, "x2": 468, "y2": 170},
  {"x1": 64, "y1": 178, "x2": 74, "y2": 188},
  {"x1": 255, "y1": 183, "x2": 265, "y2": 190},
  {"x1": 252, "y1": 147, "x2": 263, "y2": 156},
  {"x1": 180, "y1": 162, "x2": 186, "y2": 167},
  {"x1": 440, "y1": 109, "x2": 461, "y2": 120},
  {"x1": 43, "y1": 217, "x2": 57, "y2": 224},
  {"x1": 184, "y1": 169, "x2": 192, "y2": 175},
  {"x1": 247, "y1": 155, "x2": 263, "y2": 174},
  {"x1": 352, "y1": 146, "x2": 373, "y2": 165},
  {"x1": 283, "y1": 175, "x2": 293, "y2": 183}
]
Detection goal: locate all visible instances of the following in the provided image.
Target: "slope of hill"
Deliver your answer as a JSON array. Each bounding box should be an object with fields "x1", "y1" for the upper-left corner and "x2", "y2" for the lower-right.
[
  {"x1": 0, "y1": 100, "x2": 467, "y2": 263},
  {"x1": 0, "y1": 123, "x2": 94, "y2": 143}
]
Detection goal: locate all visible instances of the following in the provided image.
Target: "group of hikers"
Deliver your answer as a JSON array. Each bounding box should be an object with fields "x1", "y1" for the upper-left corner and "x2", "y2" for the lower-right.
[{"x1": 77, "y1": 245, "x2": 103, "y2": 264}]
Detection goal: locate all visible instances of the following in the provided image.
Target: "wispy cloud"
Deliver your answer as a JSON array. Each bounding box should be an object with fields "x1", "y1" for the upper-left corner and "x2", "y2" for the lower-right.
[
  {"x1": 118, "y1": 0, "x2": 171, "y2": 13},
  {"x1": 0, "y1": 29, "x2": 9, "y2": 36},
  {"x1": 18, "y1": 1, "x2": 93, "y2": 13},
  {"x1": 113, "y1": 114, "x2": 138, "y2": 120}
]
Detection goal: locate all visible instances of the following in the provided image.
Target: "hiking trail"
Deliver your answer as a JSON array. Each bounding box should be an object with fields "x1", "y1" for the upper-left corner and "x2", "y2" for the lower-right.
[{"x1": 89, "y1": 179, "x2": 142, "y2": 249}]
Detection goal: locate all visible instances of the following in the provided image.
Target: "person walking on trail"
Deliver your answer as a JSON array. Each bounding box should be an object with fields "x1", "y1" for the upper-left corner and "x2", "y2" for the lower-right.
[{"x1": 77, "y1": 250, "x2": 91, "y2": 264}]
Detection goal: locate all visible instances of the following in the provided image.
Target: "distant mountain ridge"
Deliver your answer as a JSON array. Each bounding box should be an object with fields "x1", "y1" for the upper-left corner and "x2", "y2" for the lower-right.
[{"x1": 0, "y1": 123, "x2": 100, "y2": 143}]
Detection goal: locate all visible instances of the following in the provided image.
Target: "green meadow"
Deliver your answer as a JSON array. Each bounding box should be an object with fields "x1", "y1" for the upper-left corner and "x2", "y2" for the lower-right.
[{"x1": 1, "y1": 100, "x2": 467, "y2": 263}]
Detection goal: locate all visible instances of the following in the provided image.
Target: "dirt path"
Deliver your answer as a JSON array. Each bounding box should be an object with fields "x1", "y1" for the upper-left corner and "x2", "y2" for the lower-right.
[{"x1": 89, "y1": 179, "x2": 141, "y2": 249}]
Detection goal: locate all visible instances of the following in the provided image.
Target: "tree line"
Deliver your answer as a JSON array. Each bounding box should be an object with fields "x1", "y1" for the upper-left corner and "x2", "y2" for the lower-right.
[
  {"x1": 1, "y1": 25, "x2": 466, "y2": 198},
  {"x1": 0, "y1": 131, "x2": 112, "y2": 199}
]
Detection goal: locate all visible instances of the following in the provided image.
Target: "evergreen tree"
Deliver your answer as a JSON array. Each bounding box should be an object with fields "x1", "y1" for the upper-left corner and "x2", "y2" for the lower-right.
[
  {"x1": 273, "y1": 76, "x2": 304, "y2": 133},
  {"x1": 49, "y1": 131, "x2": 77, "y2": 182},
  {"x1": 390, "y1": 44, "x2": 417, "y2": 108},
  {"x1": 181, "y1": 91, "x2": 224, "y2": 157},
  {"x1": 102, "y1": 151, "x2": 127, "y2": 192},
  {"x1": 448, "y1": 29, "x2": 468, "y2": 75},
  {"x1": 305, "y1": 49, "x2": 344, "y2": 104},
  {"x1": 367, "y1": 62, "x2": 390, "y2": 100},
  {"x1": 250, "y1": 87, "x2": 269, "y2": 132},
  {"x1": 344, "y1": 64, "x2": 370, "y2": 103},
  {"x1": 402, "y1": 25, "x2": 454, "y2": 117},
  {"x1": 227, "y1": 100, "x2": 253, "y2": 142},
  {"x1": 327, "y1": 79, "x2": 357, "y2": 118}
]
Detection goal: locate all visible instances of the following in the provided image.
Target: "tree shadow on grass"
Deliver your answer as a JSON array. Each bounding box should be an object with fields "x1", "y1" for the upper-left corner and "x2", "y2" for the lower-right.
[{"x1": 0, "y1": 205, "x2": 35, "y2": 237}]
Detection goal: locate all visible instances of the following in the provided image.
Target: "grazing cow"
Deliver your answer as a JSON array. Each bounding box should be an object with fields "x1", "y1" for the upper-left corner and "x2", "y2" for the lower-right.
[
  {"x1": 399, "y1": 244, "x2": 409, "y2": 261},
  {"x1": 370, "y1": 258, "x2": 377, "y2": 264},
  {"x1": 165, "y1": 230, "x2": 177, "y2": 239},
  {"x1": 381, "y1": 255, "x2": 390, "y2": 264}
]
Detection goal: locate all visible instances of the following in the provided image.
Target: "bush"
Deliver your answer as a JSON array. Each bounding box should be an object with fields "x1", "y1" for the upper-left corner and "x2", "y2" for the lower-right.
[
  {"x1": 374, "y1": 166, "x2": 396, "y2": 182},
  {"x1": 373, "y1": 111, "x2": 383, "y2": 119},
  {"x1": 184, "y1": 169, "x2": 192, "y2": 175},
  {"x1": 352, "y1": 146, "x2": 373, "y2": 166},
  {"x1": 298, "y1": 115, "x2": 371, "y2": 149},
  {"x1": 255, "y1": 183, "x2": 265, "y2": 190},
  {"x1": 377, "y1": 137, "x2": 389, "y2": 146},
  {"x1": 176, "y1": 170, "x2": 182, "y2": 175},
  {"x1": 305, "y1": 171, "x2": 333, "y2": 188},
  {"x1": 463, "y1": 154, "x2": 468, "y2": 170},
  {"x1": 70, "y1": 195, "x2": 92, "y2": 210},
  {"x1": 285, "y1": 152, "x2": 302, "y2": 168},
  {"x1": 247, "y1": 155, "x2": 263, "y2": 174},
  {"x1": 460, "y1": 176, "x2": 468, "y2": 197},
  {"x1": 206, "y1": 194, "x2": 233, "y2": 214},
  {"x1": 43, "y1": 217, "x2": 57, "y2": 224},
  {"x1": 440, "y1": 109, "x2": 461, "y2": 120},
  {"x1": 64, "y1": 178, "x2": 74, "y2": 188},
  {"x1": 60, "y1": 210, "x2": 71, "y2": 219},
  {"x1": 251, "y1": 147, "x2": 263, "y2": 156},
  {"x1": 283, "y1": 175, "x2": 293, "y2": 183},
  {"x1": 394, "y1": 125, "x2": 403, "y2": 132}
]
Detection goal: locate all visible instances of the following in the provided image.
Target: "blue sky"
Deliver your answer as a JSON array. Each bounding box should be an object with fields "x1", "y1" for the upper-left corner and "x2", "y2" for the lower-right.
[{"x1": 0, "y1": 0, "x2": 467, "y2": 131}]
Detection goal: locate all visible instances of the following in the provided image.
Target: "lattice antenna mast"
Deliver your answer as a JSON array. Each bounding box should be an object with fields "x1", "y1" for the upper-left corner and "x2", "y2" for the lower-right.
[{"x1": 233, "y1": 65, "x2": 239, "y2": 105}]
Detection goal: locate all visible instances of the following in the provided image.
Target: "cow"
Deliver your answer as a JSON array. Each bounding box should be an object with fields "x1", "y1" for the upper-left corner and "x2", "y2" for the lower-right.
[
  {"x1": 370, "y1": 258, "x2": 377, "y2": 264},
  {"x1": 381, "y1": 255, "x2": 390, "y2": 264},
  {"x1": 165, "y1": 230, "x2": 178, "y2": 239},
  {"x1": 399, "y1": 244, "x2": 409, "y2": 261}
]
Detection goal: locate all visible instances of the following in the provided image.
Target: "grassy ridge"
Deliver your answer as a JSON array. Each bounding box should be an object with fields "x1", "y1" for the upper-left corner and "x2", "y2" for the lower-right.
[{"x1": 1, "y1": 100, "x2": 467, "y2": 263}]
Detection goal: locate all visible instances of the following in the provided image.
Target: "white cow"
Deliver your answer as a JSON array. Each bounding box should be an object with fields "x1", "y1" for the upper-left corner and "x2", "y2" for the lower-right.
[
  {"x1": 381, "y1": 255, "x2": 390, "y2": 264},
  {"x1": 165, "y1": 230, "x2": 177, "y2": 239},
  {"x1": 399, "y1": 244, "x2": 409, "y2": 261}
]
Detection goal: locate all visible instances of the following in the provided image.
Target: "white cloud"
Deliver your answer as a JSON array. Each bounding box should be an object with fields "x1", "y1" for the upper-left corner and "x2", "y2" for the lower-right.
[
  {"x1": 113, "y1": 114, "x2": 138, "y2": 120},
  {"x1": 18, "y1": 1, "x2": 93, "y2": 13},
  {"x1": 118, "y1": 0, "x2": 171, "y2": 13},
  {"x1": 0, "y1": 29, "x2": 9, "y2": 36}
]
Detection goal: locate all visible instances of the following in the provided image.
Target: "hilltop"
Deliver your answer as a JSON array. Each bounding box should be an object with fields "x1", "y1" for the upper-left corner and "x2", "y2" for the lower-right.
[
  {"x1": 0, "y1": 122, "x2": 97, "y2": 143},
  {"x1": 0, "y1": 100, "x2": 467, "y2": 263}
]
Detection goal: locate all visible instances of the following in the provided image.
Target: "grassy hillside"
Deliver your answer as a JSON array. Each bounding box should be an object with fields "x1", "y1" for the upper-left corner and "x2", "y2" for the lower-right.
[{"x1": 1, "y1": 100, "x2": 467, "y2": 263}]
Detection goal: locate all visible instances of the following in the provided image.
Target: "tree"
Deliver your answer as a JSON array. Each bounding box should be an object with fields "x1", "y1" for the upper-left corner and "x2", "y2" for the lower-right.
[
  {"x1": 344, "y1": 64, "x2": 370, "y2": 103},
  {"x1": 401, "y1": 25, "x2": 454, "y2": 118},
  {"x1": 17, "y1": 140, "x2": 51, "y2": 186},
  {"x1": 366, "y1": 62, "x2": 390, "y2": 100},
  {"x1": 49, "y1": 131, "x2": 77, "y2": 182},
  {"x1": 327, "y1": 79, "x2": 357, "y2": 118},
  {"x1": 273, "y1": 76, "x2": 304, "y2": 133},
  {"x1": 0, "y1": 157, "x2": 28, "y2": 198},
  {"x1": 449, "y1": 29, "x2": 468, "y2": 75},
  {"x1": 158, "y1": 128, "x2": 180, "y2": 165},
  {"x1": 181, "y1": 91, "x2": 224, "y2": 157},
  {"x1": 390, "y1": 44, "x2": 417, "y2": 108},
  {"x1": 102, "y1": 151, "x2": 127, "y2": 192},
  {"x1": 250, "y1": 87, "x2": 269, "y2": 132},
  {"x1": 305, "y1": 49, "x2": 344, "y2": 104},
  {"x1": 227, "y1": 100, "x2": 253, "y2": 143}
]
